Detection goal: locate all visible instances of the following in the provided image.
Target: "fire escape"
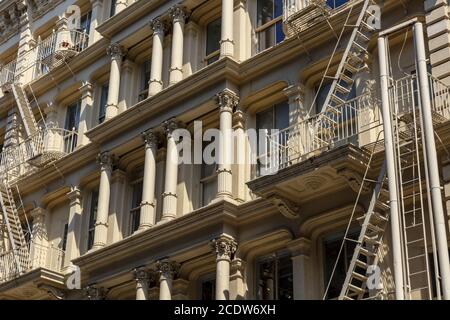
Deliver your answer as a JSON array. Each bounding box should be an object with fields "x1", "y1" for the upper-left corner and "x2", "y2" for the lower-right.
[{"x1": 0, "y1": 28, "x2": 88, "y2": 284}]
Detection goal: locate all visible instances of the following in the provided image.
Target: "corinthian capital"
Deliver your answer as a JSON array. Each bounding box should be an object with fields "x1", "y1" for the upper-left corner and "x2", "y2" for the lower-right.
[
  {"x1": 142, "y1": 129, "x2": 159, "y2": 150},
  {"x1": 215, "y1": 89, "x2": 239, "y2": 113},
  {"x1": 149, "y1": 17, "x2": 166, "y2": 35},
  {"x1": 107, "y1": 43, "x2": 127, "y2": 60},
  {"x1": 169, "y1": 5, "x2": 189, "y2": 23},
  {"x1": 162, "y1": 118, "x2": 181, "y2": 137},
  {"x1": 156, "y1": 260, "x2": 180, "y2": 279},
  {"x1": 133, "y1": 267, "x2": 153, "y2": 283},
  {"x1": 97, "y1": 151, "x2": 114, "y2": 171},
  {"x1": 85, "y1": 285, "x2": 107, "y2": 300},
  {"x1": 211, "y1": 235, "x2": 237, "y2": 261}
]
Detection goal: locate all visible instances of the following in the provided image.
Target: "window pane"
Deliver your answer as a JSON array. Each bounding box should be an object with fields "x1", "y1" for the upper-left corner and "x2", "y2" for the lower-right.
[
  {"x1": 99, "y1": 84, "x2": 109, "y2": 124},
  {"x1": 65, "y1": 102, "x2": 80, "y2": 131},
  {"x1": 257, "y1": 0, "x2": 274, "y2": 26},
  {"x1": 275, "y1": 102, "x2": 289, "y2": 131},
  {"x1": 141, "y1": 60, "x2": 151, "y2": 91},
  {"x1": 206, "y1": 19, "x2": 221, "y2": 56},
  {"x1": 275, "y1": 21, "x2": 285, "y2": 44},
  {"x1": 257, "y1": 24, "x2": 276, "y2": 52},
  {"x1": 80, "y1": 11, "x2": 92, "y2": 33},
  {"x1": 87, "y1": 191, "x2": 99, "y2": 251},
  {"x1": 62, "y1": 223, "x2": 68, "y2": 251},
  {"x1": 257, "y1": 254, "x2": 293, "y2": 300},
  {"x1": 327, "y1": 0, "x2": 349, "y2": 9},
  {"x1": 315, "y1": 82, "x2": 332, "y2": 114},
  {"x1": 202, "y1": 178, "x2": 217, "y2": 206},
  {"x1": 110, "y1": 0, "x2": 116, "y2": 17},
  {"x1": 201, "y1": 279, "x2": 215, "y2": 300},
  {"x1": 132, "y1": 182, "x2": 143, "y2": 208}
]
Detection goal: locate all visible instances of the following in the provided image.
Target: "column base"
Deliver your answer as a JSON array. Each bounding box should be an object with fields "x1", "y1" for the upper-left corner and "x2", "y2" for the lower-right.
[
  {"x1": 148, "y1": 80, "x2": 163, "y2": 97},
  {"x1": 220, "y1": 39, "x2": 234, "y2": 58},
  {"x1": 169, "y1": 68, "x2": 183, "y2": 86},
  {"x1": 105, "y1": 103, "x2": 119, "y2": 120}
]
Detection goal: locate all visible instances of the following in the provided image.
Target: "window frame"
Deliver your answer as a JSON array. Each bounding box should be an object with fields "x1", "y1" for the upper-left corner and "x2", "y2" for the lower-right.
[
  {"x1": 204, "y1": 18, "x2": 221, "y2": 65},
  {"x1": 87, "y1": 191, "x2": 99, "y2": 251},
  {"x1": 98, "y1": 82, "x2": 109, "y2": 124},
  {"x1": 138, "y1": 60, "x2": 151, "y2": 102},
  {"x1": 255, "y1": 0, "x2": 285, "y2": 53},
  {"x1": 129, "y1": 178, "x2": 143, "y2": 235}
]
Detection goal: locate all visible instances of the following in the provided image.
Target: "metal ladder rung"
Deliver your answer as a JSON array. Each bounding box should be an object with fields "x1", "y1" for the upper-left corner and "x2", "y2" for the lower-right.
[
  {"x1": 408, "y1": 254, "x2": 426, "y2": 261},
  {"x1": 409, "y1": 270, "x2": 428, "y2": 277},
  {"x1": 406, "y1": 238, "x2": 425, "y2": 245},
  {"x1": 405, "y1": 223, "x2": 423, "y2": 230}
]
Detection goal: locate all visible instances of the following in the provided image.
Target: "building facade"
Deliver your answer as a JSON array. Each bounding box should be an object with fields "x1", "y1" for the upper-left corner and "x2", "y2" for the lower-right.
[{"x1": 0, "y1": 0, "x2": 449, "y2": 300}]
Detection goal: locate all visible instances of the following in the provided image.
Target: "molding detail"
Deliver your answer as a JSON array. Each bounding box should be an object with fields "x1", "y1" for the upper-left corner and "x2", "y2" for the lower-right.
[
  {"x1": 268, "y1": 195, "x2": 301, "y2": 219},
  {"x1": 156, "y1": 260, "x2": 180, "y2": 279},
  {"x1": 215, "y1": 89, "x2": 239, "y2": 113},
  {"x1": 107, "y1": 43, "x2": 127, "y2": 60}
]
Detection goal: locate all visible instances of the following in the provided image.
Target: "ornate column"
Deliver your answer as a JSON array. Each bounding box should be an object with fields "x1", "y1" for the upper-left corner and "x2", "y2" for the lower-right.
[
  {"x1": 118, "y1": 59, "x2": 136, "y2": 112},
  {"x1": 215, "y1": 89, "x2": 239, "y2": 199},
  {"x1": 108, "y1": 169, "x2": 127, "y2": 243},
  {"x1": 161, "y1": 119, "x2": 180, "y2": 223},
  {"x1": 92, "y1": 152, "x2": 113, "y2": 250},
  {"x1": 156, "y1": 260, "x2": 180, "y2": 300},
  {"x1": 133, "y1": 267, "x2": 151, "y2": 300},
  {"x1": 168, "y1": 6, "x2": 188, "y2": 86},
  {"x1": 63, "y1": 187, "x2": 83, "y2": 269},
  {"x1": 139, "y1": 130, "x2": 159, "y2": 231},
  {"x1": 287, "y1": 238, "x2": 312, "y2": 300},
  {"x1": 89, "y1": 0, "x2": 104, "y2": 45},
  {"x1": 220, "y1": 0, "x2": 234, "y2": 58},
  {"x1": 233, "y1": 108, "x2": 248, "y2": 202},
  {"x1": 211, "y1": 235, "x2": 237, "y2": 300},
  {"x1": 105, "y1": 43, "x2": 127, "y2": 121},
  {"x1": 43, "y1": 102, "x2": 62, "y2": 153},
  {"x1": 148, "y1": 18, "x2": 166, "y2": 97},
  {"x1": 78, "y1": 82, "x2": 93, "y2": 146},
  {"x1": 283, "y1": 84, "x2": 306, "y2": 125}
]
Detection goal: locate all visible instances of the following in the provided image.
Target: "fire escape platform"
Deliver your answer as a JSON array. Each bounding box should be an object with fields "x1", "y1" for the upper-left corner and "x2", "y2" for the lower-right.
[
  {"x1": 0, "y1": 267, "x2": 65, "y2": 300},
  {"x1": 247, "y1": 144, "x2": 381, "y2": 205}
]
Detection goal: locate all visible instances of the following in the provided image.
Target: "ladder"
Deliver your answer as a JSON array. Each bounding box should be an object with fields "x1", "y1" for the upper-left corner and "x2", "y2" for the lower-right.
[
  {"x1": 393, "y1": 108, "x2": 432, "y2": 299},
  {"x1": 11, "y1": 83, "x2": 40, "y2": 139},
  {"x1": 316, "y1": 0, "x2": 378, "y2": 134},
  {"x1": 0, "y1": 181, "x2": 30, "y2": 275},
  {"x1": 339, "y1": 161, "x2": 390, "y2": 300}
]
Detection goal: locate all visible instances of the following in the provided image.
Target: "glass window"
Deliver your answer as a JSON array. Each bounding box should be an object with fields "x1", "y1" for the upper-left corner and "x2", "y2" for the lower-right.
[
  {"x1": 87, "y1": 191, "x2": 99, "y2": 251},
  {"x1": 201, "y1": 278, "x2": 216, "y2": 300},
  {"x1": 256, "y1": 0, "x2": 285, "y2": 52},
  {"x1": 64, "y1": 101, "x2": 80, "y2": 152},
  {"x1": 323, "y1": 230, "x2": 360, "y2": 299},
  {"x1": 130, "y1": 181, "x2": 143, "y2": 235},
  {"x1": 79, "y1": 11, "x2": 92, "y2": 33},
  {"x1": 206, "y1": 18, "x2": 221, "y2": 65},
  {"x1": 201, "y1": 141, "x2": 217, "y2": 206},
  {"x1": 326, "y1": 0, "x2": 349, "y2": 9},
  {"x1": 62, "y1": 223, "x2": 68, "y2": 251},
  {"x1": 99, "y1": 83, "x2": 109, "y2": 124},
  {"x1": 110, "y1": 0, "x2": 117, "y2": 17},
  {"x1": 257, "y1": 253, "x2": 293, "y2": 300},
  {"x1": 138, "y1": 60, "x2": 151, "y2": 102}
]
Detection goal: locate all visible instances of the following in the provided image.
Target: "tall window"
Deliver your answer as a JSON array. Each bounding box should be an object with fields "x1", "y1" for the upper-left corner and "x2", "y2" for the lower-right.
[
  {"x1": 79, "y1": 11, "x2": 92, "y2": 33},
  {"x1": 87, "y1": 191, "x2": 99, "y2": 251},
  {"x1": 110, "y1": 0, "x2": 117, "y2": 17},
  {"x1": 64, "y1": 101, "x2": 80, "y2": 152},
  {"x1": 257, "y1": 253, "x2": 293, "y2": 300},
  {"x1": 138, "y1": 60, "x2": 151, "y2": 102},
  {"x1": 61, "y1": 223, "x2": 69, "y2": 251},
  {"x1": 205, "y1": 18, "x2": 221, "y2": 65},
  {"x1": 200, "y1": 277, "x2": 216, "y2": 300},
  {"x1": 99, "y1": 83, "x2": 109, "y2": 124},
  {"x1": 130, "y1": 181, "x2": 143, "y2": 235},
  {"x1": 201, "y1": 141, "x2": 218, "y2": 206},
  {"x1": 323, "y1": 230, "x2": 360, "y2": 299},
  {"x1": 256, "y1": 0, "x2": 285, "y2": 52},
  {"x1": 255, "y1": 102, "x2": 289, "y2": 174}
]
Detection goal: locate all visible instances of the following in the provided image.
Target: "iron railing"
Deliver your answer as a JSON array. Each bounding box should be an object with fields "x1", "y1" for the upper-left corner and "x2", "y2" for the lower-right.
[{"x1": 0, "y1": 242, "x2": 65, "y2": 284}]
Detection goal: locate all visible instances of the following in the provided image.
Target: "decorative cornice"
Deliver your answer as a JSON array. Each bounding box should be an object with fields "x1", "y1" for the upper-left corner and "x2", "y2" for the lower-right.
[
  {"x1": 216, "y1": 89, "x2": 239, "y2": 113},
  {"x1": 211, "y1": 235, "x2": 237, "y2": 261},
  {"x1": 107, "y1": 43, "x2": 127, "y2": 60},
  {"x1": 267, "y1": 194, "x2": 301, "y2": 219}
]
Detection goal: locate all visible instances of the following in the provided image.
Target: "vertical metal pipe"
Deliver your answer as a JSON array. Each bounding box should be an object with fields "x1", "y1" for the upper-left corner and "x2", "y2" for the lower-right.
[
  {"x1": 414, "y1": 22, "x2": 450, "y2": 300},
  {"x1": 378, "y1": 36, "x2": 405, "y2": 300}
]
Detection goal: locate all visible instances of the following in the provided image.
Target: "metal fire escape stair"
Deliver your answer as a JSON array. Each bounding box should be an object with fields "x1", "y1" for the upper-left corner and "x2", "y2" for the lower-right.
[
  {"x1": 317, "y1": 0, "x2": 377, "y2": 131},
  {"x1": 393, "y1": 108, "x2": 432, "y2": 299},
  {"x1": 11, "y1": 83, "x2": 40, "y2": 139},
  {"x1": 339, "y1": 161, "x2": 390, "y2": 300},
  {"x1": 0, "y1": 181, "x2": 29, "y2": 274}
]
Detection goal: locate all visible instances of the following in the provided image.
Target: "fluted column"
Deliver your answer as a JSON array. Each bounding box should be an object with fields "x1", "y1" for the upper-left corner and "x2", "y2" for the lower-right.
[
  {"x1": 133, "y1": 267, "x2": 151, "y2": 300},
  {"x1": 168, "y1": 6, "x2": 188, "y2": 86},
  {"x1": 139, "y1": 130, "x2": 159, "y2": 231},
  {"x1": 78, "y1": 82, "x2": 93, "y2": 146},
  {"x1": 148, "y1": 18, "x2": 165, "y2": 97},
  {"x1": 161, "y1": 119, "x2": 179, "y2": 222},
  {"x1": 105, "y1": 43, "x2": 127, "y2": 121},
  {"x1": 64, "y1": 187, "x2": 83, "y2": 268},
  {"x1": 29, "y1": 207, "x2": 48, "y2": 269},
  {"x1": 156, "y1": 260, "x2": 180, "y2": 300},
  {"x1": 220, "y1": 0, "x2": 234, "y2": 58},
  {"x1": 287, "y1": 238, "x2": 312, "y2": 300},
  {"x1": 211, "y1": 235, "x2": 237, "y2": 300},
  {"x1": 89, "y1": 0, "x2": 104, "y2": 45},
  {"x1": 215, "y1": 89, "x2": 238, "y2": 199},
  {"x1": 92, "y1": 152, "x2": 113, "y2": 250},
  {"x1": 43, "y1": 102, "x2": 62, "y2": 152}
]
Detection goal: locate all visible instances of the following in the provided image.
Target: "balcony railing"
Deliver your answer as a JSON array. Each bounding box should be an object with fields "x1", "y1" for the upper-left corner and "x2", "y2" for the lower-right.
[
  {"x1": 0, "y1": 29, "x2": 89, "y2": 88},
  {"x1": 0, "y1": 242, "x2": 65, "y2": 284},
  {"x1": 258, "y1": 74, "x2": 450, "y2": 175},
  {"x1": 0, "y1": 128, "x2": 78, "y2": 180}
]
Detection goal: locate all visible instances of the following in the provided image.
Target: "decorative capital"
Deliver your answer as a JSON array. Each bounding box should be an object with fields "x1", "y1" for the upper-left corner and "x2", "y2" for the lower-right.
[
  {"x1": 149, "y1": 17, "x2": 166, "y2": 35},
  {"x1": 287, "y1": 238, "x2": 312, "y2": 257},
  {"x1": 211, "y1": 235, "x2": 237, "y2": 261},
  {"x1": 142, "y1": 130, "x2": 159, "y2": 149},
  {"x1": 107, "y1": 43, "x2": 127, "y2": 60},
  {"x1": 85, "y1": 285, "x2": 107, "y2": 300},
  {"x1": 97, "y1": 151, "x2": 114, "y2": 171},
  {"x1": 169, "y1": 5, "x2": 189, "y2": 23},
  {"x1": 283, "y1": 84, "x2": 306, "y2": 104},
  {"x1": 215, "y1": 89, "x2": 239, "y2": 114},
  {"x1": 67, "y1": 186, "x2": 82, "y2": 205},
  {"x1": 162, "y1": 118, "x2": 180, "y2": 137},
  {"x1": 133, "y1": 267, "x2": 152, "y2": 282},
  {"x1": 79, "y1": 82, "x2": 93, "y2": 99},
  {"x1": 156, "y1": 260, "x2": 180, "y2": 279},
  {"x1": 233, "y1": 107, "x2": 246, "y2": 129}
]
